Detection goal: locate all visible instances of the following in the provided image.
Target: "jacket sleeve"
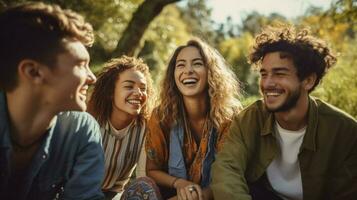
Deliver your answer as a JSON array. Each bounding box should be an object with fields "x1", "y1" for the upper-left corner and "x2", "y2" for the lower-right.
[
  {"x1": 329, "y1": 120, "x2": 357, "y2": 199},
  {"x1": 211, "y1": 115, "x2": 252, "y2": 200},
  {"x1": 145, "y1": 113, "x2": 168, "y2": 170},
  {"x1": 63, "y1": 114, "x2": 105, "y2": 200}
]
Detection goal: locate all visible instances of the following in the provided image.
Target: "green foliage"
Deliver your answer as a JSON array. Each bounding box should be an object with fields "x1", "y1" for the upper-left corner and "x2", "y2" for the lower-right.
[
  {"x1": 218, "y1": 33, "x2": 259, "y2": 96},
  {"x1": 1, "y1": 0, "x2": 356, "y2": 118},
  {"x1": 302, "y1": 0, "x2": 357, "y2": 118},
  {"x1": 177, "y1": 0, "x2": 218, "y2": 45},
  {"x1": 241, "y1": 95, "x2": 260, "y2": 108},
  {"x1": 239, "y1": 12, "x2": 288, "y2": 36},
  {"x1": 312, "y1": 38, "x2": 357, "y2": 119},
  {"x1": 139, "y1": 5, "x2": 190, "y2": 86},
  {"x1": 328, "y1": 0, "x2": 357, "y2": 24}
]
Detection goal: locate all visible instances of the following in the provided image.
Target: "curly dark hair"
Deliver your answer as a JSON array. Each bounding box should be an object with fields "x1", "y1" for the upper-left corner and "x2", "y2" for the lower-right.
[
  {"x1": 248, "y1": 24, "x2": 337, "y2": 92},
  {"x1": 87, "y1": 56, "x2": 154, "y2": 127},
  {"x1": 0, "y1": 2, "x2": 93, "y2": 91}
]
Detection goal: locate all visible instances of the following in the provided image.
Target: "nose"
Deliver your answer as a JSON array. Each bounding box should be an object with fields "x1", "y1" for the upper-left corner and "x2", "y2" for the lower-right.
[
  {"x1": 184, "y1": 64, "x2": 194, "y2": 74},
  {"x1": 86, "y1": 68, "x2": 97, "y2": 84},
  {"x1": 262, "y1": 74, "x2": 276, "y2": 88},
  {"x1": 133, "y1": 87, "x2": 143, "y2": 96}
]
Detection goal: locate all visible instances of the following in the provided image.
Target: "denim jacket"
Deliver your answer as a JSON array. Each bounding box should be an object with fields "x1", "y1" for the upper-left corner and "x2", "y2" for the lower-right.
[{"x1": 0, "y1": 92, "x2": 105, "y2": 200}]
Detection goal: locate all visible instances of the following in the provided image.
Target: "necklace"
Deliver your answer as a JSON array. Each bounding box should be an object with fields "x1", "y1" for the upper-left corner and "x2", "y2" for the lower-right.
[{"x1": 184, "y1": 113, "x2": 209, "y2": 145}]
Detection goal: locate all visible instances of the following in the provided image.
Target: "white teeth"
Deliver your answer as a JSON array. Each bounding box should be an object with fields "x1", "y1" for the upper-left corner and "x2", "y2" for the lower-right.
[
  {"x1": 127, "y1": 99, "x2": 141, "y2": 104},
  {"x1": 266, "y1": 92, "x2": 280, "y2": 96},
  {"x1": 182, "y1": 78, "x2": 198, "y2": 84}
]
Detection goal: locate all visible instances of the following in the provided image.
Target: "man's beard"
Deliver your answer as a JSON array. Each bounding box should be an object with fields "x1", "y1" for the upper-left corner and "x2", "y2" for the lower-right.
[{"x1": 264, "y1": 86, "x2": 301, "y2": 113}]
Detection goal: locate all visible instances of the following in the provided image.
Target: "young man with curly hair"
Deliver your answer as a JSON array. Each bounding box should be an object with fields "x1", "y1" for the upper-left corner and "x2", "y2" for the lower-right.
[
  {"x1": 211, "y1": 24, "x2": 357, "y2": 200},
  {"x1": 0, "y1": 2, "x2": 104, "y2": 200}
]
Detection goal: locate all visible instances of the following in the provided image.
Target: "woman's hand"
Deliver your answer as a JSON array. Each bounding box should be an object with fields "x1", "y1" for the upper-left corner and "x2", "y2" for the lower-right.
[{"x1": 174, "y1": 179, "x2": 203, "y2": 200}]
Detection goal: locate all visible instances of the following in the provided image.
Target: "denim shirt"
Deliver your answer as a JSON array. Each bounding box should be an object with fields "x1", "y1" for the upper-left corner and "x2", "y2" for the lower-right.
[
  {"x1": 0, "y1": 92, "x2": 105, "y2": 200},
  {"x1": 168, "y1": 122, "x2": 217, "y2": 188}
]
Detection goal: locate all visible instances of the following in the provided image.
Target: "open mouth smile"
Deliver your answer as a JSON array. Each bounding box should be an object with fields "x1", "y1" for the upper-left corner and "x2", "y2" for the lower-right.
[
  {"x1": 264, "y1": 89, "x2": 284, "y2": 98},
  {"x1": 181, "y1": 78, "x2": 198, "y2": 86},
  {"x1": 126, "y1": 99, "x2": 142, "y2": 105}
]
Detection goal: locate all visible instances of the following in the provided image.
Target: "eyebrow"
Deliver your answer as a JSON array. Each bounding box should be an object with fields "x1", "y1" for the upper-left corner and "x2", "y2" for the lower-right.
[
  {"x1": 192, "y1": 58, "x2": 203, "y2": 62},
  {"x1": 176, "y1": 59, "x2": 186, "y2": 63},
  {"x1": 176, "y1": 58, "x2": 203, "y2": 63},
  {"x1": 272, "y1": 67, "x2": 290, "y2": 72},
  {"x1": 260, "y1": 67, "x2": 290, "y2": 73},
  {"x1": 122, "y1": 80, "x2": 135, "y2": 84},
  {"x1": 122, "y1": 80, "x2": 147, "y2": 85}
]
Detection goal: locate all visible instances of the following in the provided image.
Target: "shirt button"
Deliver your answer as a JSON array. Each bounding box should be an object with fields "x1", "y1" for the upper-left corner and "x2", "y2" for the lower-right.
[
  {"x1": 51, "y1": 184, "x2": 56, "y2": 188},
  {"x1": 42, "y1": 155, "x2": 46, "y2": 159}
]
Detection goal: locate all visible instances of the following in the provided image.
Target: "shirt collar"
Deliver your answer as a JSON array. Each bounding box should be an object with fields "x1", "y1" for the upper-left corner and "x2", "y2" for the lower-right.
[
  {"x1": 0, "y1": 91, "x2": 57, "y2": 155},
  {"x1": 300, "y1": 96, "x2": 318, "y2": 152},
  {"x1": 260, "y1": 96, "x2": 318, "y2": 151},
  {"x1": 261, "y1": 104, "x2": 275, "y2": 136},
  {"x1": 41, "y1": 115, "x2": 57, "y2": 156}
]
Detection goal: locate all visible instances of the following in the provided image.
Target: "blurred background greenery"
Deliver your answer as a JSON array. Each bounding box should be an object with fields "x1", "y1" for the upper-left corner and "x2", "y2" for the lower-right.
[{"x1": 1, "y1": 0, "x2": 356, "y2": 118}]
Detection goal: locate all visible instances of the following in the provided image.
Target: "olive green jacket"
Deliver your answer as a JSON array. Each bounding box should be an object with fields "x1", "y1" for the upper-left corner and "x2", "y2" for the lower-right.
[{"x1": 211, "y1": 97, "x2": 357, "y2": 200}]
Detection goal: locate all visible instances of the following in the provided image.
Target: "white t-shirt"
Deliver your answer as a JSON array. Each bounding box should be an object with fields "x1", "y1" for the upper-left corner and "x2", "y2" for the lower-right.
[{"x1": 267, "y1": 122, "x2": 306, "y2": 200}]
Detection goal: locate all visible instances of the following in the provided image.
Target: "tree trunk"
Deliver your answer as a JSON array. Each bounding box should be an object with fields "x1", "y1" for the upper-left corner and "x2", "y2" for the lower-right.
[{"x1": 111, "y1": 0, "x2": 181, "y2": 57}]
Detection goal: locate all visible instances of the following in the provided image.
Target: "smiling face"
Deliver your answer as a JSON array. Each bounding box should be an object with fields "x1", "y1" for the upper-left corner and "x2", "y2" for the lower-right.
[
  {"x1": 259, "y1": 52, "x2": 304, "y2": 113},
  {"x1": 174, "y1": 46, "x2": 208, "y2": 99},
  {"x1": 43, "y1": 38, "x2": 96, "y2": 112},
  {"x1": 112, "y1": 68, "x2": 147, "y2": 120}
]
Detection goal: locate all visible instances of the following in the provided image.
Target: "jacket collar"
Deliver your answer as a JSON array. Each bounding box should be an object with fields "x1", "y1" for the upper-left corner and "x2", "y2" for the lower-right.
[
  {"x1": 261, "y1": 96, "x2": 318, "y2": 151},
  {"x1": 300, "y1": 97, "x2": 318, "y2": 151},
  {"x1": 0, "y1": 91, "x2": 57, "y2": 155}
]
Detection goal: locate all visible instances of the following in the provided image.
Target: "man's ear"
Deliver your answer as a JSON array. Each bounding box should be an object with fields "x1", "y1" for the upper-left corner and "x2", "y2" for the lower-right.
[
  {"x1": 17, "y1": 59, "x2": 45, "y2": 85},
  {"x1": 303, "y1": 73, "x2": 317, "y2": 91}
]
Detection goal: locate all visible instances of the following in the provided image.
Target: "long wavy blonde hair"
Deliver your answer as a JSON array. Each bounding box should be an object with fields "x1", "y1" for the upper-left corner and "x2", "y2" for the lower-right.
[{"x1": 157, "y1": 38, "x2": 242, "y2": 132}]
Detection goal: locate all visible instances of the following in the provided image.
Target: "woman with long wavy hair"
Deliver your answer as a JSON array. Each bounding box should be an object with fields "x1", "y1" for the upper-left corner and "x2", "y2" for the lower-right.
[{"x1": 123, "y1": 38, "x2": 242, "y2": 200}]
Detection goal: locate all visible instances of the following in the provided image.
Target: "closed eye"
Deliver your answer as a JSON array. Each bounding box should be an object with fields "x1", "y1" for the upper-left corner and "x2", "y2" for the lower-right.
[
  {"x1": 193, "y1": 62, "x2": 203, "y2": 66},
  {"x1": 124, "y1": 85, "x2": 133, "y2": 89},
  {"x1": 176, "y1": 64, "x2": 185, "y2": 68}
]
